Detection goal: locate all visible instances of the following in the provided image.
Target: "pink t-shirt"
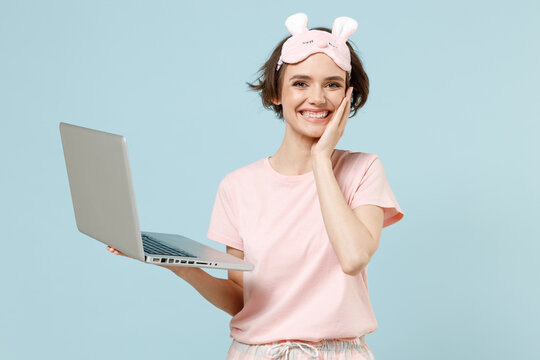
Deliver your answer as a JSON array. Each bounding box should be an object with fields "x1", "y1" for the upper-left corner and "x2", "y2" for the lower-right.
[{"x1": 206, "y1": 149, "x2": 404, "y2": 345}]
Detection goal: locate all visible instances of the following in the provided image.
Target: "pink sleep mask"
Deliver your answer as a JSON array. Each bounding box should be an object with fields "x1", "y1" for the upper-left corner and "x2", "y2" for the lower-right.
[{"x1": 276, "y1": 13, "x2": 358, "y2": 79}]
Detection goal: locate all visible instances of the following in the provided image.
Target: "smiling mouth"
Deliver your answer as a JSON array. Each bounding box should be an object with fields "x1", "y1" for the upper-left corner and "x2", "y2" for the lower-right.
[
  {"x1": 298, "y1": 110, "x2": 331, "y2": 122},
  {"x1": 300, "y1": 110, "x2": 329, "y2": 118}
]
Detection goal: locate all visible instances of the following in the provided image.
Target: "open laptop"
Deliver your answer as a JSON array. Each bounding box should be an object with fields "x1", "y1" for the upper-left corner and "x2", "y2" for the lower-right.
[{"x1": 59, "y1": 122, "x2": 253, "y2": 271}]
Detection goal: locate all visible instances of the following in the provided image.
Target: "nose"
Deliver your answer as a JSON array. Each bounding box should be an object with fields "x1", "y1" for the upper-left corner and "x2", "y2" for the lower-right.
[{"x1": 307, "y1": 86, "x2": 326, "y2": 105}]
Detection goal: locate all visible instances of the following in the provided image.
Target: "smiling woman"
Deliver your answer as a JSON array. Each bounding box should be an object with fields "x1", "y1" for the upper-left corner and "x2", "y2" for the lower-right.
[
  {"x1": 204, "y1": 12, "x2": 403, "y2": 360},
  {"x1": 105, "y1": 11, "x2": 403, "y2": 360}
]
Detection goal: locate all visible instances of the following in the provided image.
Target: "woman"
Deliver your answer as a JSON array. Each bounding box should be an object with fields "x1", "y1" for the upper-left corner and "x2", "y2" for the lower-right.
[{"x1": 109, "y1": 12, "x2": 404, "y2": 359}]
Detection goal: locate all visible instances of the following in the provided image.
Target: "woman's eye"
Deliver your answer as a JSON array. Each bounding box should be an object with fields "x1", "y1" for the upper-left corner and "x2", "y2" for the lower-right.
[{"x1": 292, "y1": 81, "x2": 341, "y2": 88}]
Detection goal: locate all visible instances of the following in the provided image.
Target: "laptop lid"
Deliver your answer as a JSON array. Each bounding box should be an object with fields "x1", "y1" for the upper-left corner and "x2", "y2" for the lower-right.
[{"x1": 59, "y1": 122, "x2": 145, "y2": 261}]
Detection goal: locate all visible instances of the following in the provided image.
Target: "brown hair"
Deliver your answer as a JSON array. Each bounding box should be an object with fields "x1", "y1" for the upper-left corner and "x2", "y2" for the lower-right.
[{"x1": 246, "y1": 26, "x2": 369, "y2": 120}]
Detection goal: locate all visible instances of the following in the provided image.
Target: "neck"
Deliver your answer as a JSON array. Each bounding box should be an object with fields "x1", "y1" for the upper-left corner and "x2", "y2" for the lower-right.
[{"x1": 269, "y1": 124, "x2": 335, "y2": 176}]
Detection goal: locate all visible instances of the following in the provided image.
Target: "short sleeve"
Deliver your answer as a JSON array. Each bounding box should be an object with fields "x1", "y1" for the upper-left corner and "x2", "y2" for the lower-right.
[
  {"x1": 350, "y1": 156, "x2": 404, "y2": 228},
  {"x1": 206, "y1": 176, "x2": 244, "y2": 251}
]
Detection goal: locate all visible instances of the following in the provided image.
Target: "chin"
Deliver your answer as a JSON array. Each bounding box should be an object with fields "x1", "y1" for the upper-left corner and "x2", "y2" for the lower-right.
[{"x1": 303, "y1": 128, "x2": 325, "y2": 139}]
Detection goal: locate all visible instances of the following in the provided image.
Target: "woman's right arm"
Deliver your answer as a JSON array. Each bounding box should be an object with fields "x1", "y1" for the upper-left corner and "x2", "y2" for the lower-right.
[
  {"x1": 170, "y1": 245, "x2": 245, "y2": 317},
  {"x1": 106, "y1": 245, "x2": 244, "y2": 317}
]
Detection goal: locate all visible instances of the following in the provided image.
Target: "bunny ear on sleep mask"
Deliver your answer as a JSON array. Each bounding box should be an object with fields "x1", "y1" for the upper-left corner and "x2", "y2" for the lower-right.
[
  {"x1": 284, "y1": 12, "x2": 309, "y2": 36},
  {"x1": 276, "y1": 12, "x2": 358, "y2": 78},
  {"x1": 332, "y1": 16, "x2": 358, "y2": 43}
]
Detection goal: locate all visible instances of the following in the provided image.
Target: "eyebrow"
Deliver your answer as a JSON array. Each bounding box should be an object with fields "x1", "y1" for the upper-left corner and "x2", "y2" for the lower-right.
[{"x1": 288, "y1": 74, "x2": 345, "y2": 82}]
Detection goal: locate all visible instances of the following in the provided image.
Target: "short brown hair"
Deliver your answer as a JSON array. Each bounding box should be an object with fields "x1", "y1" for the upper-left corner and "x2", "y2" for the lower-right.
[{"x1": 246, "y1": 26, "x2": 369, "y2": 120}]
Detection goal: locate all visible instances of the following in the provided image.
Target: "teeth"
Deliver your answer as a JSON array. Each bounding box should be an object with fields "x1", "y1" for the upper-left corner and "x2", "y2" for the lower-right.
[{"x1": 301, "y1": 111, "x2": 328, "y2": 118}]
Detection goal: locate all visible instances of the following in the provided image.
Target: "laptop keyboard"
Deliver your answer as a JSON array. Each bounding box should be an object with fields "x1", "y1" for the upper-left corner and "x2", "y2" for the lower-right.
[{"x1": 142, "y1": 234, "x2": 196, "y2": 258}]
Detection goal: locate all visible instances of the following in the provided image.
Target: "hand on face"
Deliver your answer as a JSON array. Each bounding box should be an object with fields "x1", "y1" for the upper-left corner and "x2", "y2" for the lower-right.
[{"x1": 310, "y1": 86, "x2": 353, "y2": 159}]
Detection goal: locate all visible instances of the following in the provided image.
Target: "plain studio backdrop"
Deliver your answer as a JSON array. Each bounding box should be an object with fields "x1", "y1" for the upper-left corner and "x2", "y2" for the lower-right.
[{"x1": 1, "y1": 1, "x2": 538, "y2": 359}]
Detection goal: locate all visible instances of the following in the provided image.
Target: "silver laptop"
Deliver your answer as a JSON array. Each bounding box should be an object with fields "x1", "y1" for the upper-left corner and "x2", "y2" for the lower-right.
[{"x1": 59, "y1": 122, "x2": 253, "y2": 271}]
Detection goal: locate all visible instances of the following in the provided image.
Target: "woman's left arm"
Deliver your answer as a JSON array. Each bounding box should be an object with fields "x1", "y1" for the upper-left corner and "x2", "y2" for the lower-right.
[{"x1": 312, "y1": 156, "x2": 384, "y2": 276}]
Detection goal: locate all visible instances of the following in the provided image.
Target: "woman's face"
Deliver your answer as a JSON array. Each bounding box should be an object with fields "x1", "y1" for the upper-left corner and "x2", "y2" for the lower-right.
[{"x1": 273, "y1": 52, "x2": 347, "y2": 138}]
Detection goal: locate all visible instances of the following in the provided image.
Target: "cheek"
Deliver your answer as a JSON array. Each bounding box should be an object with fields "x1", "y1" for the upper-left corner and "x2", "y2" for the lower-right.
[
  {"x1": 282, "y1": 94, "x2": 304, "y2": 113},
  {"x1": 328, "y1": 96, "x2": 344, "y2": 110}
]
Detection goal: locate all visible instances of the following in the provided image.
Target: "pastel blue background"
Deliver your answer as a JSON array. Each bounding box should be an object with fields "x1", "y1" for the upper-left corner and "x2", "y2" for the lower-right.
[{"x1": 1, "y1": 0, "x2": 538, "y2": 359}]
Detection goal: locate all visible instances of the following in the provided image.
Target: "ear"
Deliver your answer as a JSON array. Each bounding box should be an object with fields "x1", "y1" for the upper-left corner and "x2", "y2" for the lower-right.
[
  {"x1": 271, "y1": 97, "x2": 281, "y2": 106},
  {"x1": 332, "y1": 16, "x2": 358, "y2": 43}
]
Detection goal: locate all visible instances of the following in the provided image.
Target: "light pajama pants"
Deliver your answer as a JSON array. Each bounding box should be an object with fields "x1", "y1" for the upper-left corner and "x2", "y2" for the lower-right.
[{"x1": 226, "y1": 335, "x2": 375, "y2": 360}]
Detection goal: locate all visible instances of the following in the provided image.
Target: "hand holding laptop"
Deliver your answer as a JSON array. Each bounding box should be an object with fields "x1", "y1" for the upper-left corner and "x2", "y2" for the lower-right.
[
  {"x1": 60, "y1": 122, "x2": 251, "y2": 318},
  {"x1": 106, "y1": 245, "x2": 126, "y2": 256}
]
